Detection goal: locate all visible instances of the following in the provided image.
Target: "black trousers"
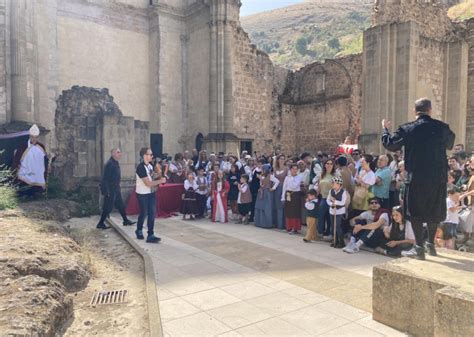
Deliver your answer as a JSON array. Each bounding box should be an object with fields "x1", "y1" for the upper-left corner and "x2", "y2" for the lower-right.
[
  {"x1": 98, "y1": 190, "x2": 128, "y2": 225},
  {"x1": 17, "y1": 181, "x2": 45, "y2": 198},
  {"x1": 196, "y1": 193, "x2": 207, "y2": 217},
  {"x1": 411, "y1": 220, "x2": 438, "y2": 247}
]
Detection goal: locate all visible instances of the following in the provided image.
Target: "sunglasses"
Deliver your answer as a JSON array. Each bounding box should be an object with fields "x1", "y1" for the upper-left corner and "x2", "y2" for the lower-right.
[{"x1": 370, "y1": 201, "x2": 380, "y2": 205}]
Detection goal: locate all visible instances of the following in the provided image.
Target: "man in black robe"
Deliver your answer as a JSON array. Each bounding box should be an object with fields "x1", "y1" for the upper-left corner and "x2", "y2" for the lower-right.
[
  {"x1": 381, "y1": 98, "x2": 455, "y2": 260},
  {"x1": 96, "y1": 148, "x2": 136, "y2": 229}
]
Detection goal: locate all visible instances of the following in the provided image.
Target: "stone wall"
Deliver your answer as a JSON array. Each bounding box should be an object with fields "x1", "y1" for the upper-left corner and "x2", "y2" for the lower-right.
[
  {"x1": 373, "y1": 0, "x2": 456, "y2": 40},
  {"x1": 54, "y1": 86, "x2": 145, "y2": 192},
  {"x1": 466, "y1": 18, "x2": 474, "y2": 152},
  {"x1": 231, "y1": 25, "x2": 288, "y2": 155},
  {"x1": 57, "y1": 0, "x2": 150, "y2": 123},
  {"x1": 416, "y1": 37, "x2": 445, "y2": 120},
  {"x1": 278, "y1": 54, "x2": 363, "y2": 155},
  {"x1": 182, "y1": 4, "x2": 210, "y2": 151}
]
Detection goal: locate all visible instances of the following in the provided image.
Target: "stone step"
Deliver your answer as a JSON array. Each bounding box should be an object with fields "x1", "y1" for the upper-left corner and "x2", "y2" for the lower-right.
[{"x1": 372, "y1": 249, "x2": 474, "y2": 337}]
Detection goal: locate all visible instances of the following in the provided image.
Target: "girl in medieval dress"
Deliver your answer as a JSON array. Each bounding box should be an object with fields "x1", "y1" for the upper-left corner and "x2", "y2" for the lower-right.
[
  {"x1": 273, "y1": 155, "x2": 289, "y2": 230},
  {"x1": 211, "y1": 170, "x2": 230, "y2": 223},
  {"x1": 255, "y1": 164, "x2": 279, "y2": 228},
  {"x1": 181, "y1": 172, "x2": 199, "y2": 220},
  {"x1": 281, "y1": 163, "x2": 303, "y2": 234},
  {"x1": 227, "y1": 164, "x2": 241, "y2": 221}
]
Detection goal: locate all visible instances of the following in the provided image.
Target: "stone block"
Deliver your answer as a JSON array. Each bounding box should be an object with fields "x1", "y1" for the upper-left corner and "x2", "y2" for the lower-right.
[
  {"x1": 434, "y1": 287, "x2": 474, "y2": 337},
  {"x1": 373, "y1": 250, "x2": 474, "y2": 337}
]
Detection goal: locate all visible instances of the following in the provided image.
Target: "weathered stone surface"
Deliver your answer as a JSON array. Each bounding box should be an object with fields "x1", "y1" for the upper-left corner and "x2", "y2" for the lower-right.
[
  {"x1": 373, "y1": 250, "x2": 474, "y2": 337},
  {"x1": 54, "y1": 86, "x2": 143, "y2": 192},
  {"x1": 0, "y1": 200, "x2": 92, "y2": 336},
  {"x1": 373, "y1": 0, "x2": 457, "y2": 40},
  {"x1": 0, "y1": 275, "x2": 73, "y2": 337},
  {"x1": 435, "y1": 286, "x2": 474, "y2": 336}
]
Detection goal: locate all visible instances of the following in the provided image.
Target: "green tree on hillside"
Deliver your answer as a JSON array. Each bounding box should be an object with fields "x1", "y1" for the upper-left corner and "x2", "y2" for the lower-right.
[
  {"x1": 295, "y1": 37, "x2": 308, "y2": 55},
  {"x1": 328, "y1": 37, "x2": 341, "y2": 51}
]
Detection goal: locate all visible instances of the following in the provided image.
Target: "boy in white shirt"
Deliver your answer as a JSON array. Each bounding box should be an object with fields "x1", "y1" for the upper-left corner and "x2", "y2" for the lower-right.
[
  {"x1": 327, "y1": 176, "x2": 348, "y2": 248},
  {"x1": 440, "y1": 188, "x2": 461, "y2": 249}
]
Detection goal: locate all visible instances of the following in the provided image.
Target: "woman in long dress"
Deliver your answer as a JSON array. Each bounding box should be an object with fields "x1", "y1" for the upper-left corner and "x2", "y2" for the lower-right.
[
  {"x1": 255, "y1": 164, "x2": 280, "y2": 228},
  {"x1": 272, "y1": 154, "x2": 288, "y2": 230},
  {"x1": 227, "y1": 164, "x2": 240, "y2": 221},
  {"x1": 181, "y1": 172, "x2": 198, "y2": 220},
  {"x1": 211, "y1": 170, "x2": 230, "y2": 223}
]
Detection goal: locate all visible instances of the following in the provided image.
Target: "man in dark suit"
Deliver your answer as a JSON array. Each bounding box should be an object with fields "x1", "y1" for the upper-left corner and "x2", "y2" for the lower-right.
[
  {"x1": 381, "y1": 98, "x2": 455, "y2": 260},
  {"x1": 96, "y1": 148, "x2": 136, "y2": 229}
]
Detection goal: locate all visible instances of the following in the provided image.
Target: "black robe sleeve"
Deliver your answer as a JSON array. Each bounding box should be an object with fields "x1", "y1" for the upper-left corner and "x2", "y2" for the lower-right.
[
  {"x1": 445, "y1": 127, "x2": 455, "y2": 151},
  {"x1": 381, "y1": 127, "x2": 406, "y2": 152},
  {"x1": 100, "y1": 160, "x2": 113, "y2": 196}
]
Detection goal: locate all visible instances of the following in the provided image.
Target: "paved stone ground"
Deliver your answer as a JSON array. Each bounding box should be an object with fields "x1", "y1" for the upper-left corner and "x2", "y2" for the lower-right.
[{"x1": 111, "y1": 214, "x2": 407, "y2": 337}]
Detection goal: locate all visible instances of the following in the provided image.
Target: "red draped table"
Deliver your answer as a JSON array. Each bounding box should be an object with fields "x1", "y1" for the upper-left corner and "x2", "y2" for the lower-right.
[{"x1": 126, "y1": 183, "x2": 184, "y2": 218}]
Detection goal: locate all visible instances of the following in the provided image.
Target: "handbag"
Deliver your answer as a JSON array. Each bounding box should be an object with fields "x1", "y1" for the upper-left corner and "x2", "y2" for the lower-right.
[
  {"x1": 352, "y1": 185, "x2": 368, "y2": 210},
  {"x1": 458, "y1": 206, "x2": 472, "y2": 233}
]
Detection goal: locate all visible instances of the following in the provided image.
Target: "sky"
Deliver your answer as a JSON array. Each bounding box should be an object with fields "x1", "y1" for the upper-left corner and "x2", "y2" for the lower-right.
[{"x1": 240, "y1": 0, "x2": 305, "y2": 17}]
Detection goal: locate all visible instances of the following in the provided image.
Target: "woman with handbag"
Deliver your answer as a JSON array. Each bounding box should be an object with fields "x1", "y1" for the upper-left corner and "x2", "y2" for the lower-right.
[
  {"x1": 352, "y1": 154, "x2": 376, "y2": 217},
  {"x1": 459, "y1": 156, "x2": 474, "y2": 240},
  {"x1": 317, "y1": 159, "x2": 336, "y2": 240}
]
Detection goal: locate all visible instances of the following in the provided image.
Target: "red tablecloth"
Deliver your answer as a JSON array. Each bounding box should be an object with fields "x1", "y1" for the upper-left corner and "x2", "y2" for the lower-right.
[{"x1": 126, "y1": 183, "x2": 184, "y2": 218}]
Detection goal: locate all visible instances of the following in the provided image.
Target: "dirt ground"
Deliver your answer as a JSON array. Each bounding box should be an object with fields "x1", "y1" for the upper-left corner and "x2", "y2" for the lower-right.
[
  {"x1": 0, "y1": 200, "x2": 149, "y2": 336},
  {"x1": 63, "y1": 216, "x2": 149, "y2": 337}
]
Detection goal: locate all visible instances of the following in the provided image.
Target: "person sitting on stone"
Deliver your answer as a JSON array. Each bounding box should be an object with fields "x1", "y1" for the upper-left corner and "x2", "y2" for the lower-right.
[
  {"x1": 343, "y1": 197, "x2": 390, "y2": 254},
  {"x1": 375, "y1": 206, "x2": 415, "y2": 256},
  {"x1": 11, "y1": 124, "x2": 49, "y2": 198}
]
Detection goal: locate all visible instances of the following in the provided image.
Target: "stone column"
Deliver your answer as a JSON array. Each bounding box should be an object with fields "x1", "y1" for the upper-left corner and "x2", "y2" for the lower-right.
[
  {"x1": 360, "y1": 22, "x2": 418, "y2": 153},
  {"x1": 0, "y1": 0, "x2": 9, "y2": 124},
  {"x1": 9, "y1": 0, "x2": 29, "y2": 122},
  {"x1": 148, "y1": 6, "x2": 161, "y2": 134},
  {"x1": 205, "y1": 0, "x2": 240, "y2": 153},
  {"x1": 181, "y1": 33, "x2": 189, "y2": 144},
  {"x1": 443, "y1": 40, "x2": 468, "y2": 147}
]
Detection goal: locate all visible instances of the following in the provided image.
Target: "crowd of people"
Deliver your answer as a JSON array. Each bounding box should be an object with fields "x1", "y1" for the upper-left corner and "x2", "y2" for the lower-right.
[
  {"x1": 9, "y1": 100, "x2": 474, "y2": 258},
  {"x1": 116, "y1": 136, "x2": 473, "y2": 257}
]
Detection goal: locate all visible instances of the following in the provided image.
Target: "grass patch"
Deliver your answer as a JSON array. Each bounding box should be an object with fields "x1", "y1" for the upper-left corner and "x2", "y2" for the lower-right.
[
  {"x1": 0, "y1": 163, "x2": 18, "y2": 210},
  {"x1": 338, "y1": 33, "x2": 364, "y2": 57},
  {"x1": 448, "y1": 1, "x2": 474, "y2": 21}
]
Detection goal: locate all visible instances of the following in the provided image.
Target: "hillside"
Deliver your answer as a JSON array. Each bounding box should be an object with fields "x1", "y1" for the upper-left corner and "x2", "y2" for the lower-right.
[
  {"x1": 241, "y1": 0, "x2": 472, "y2": 70},
  {"x1": 241, "y1": 0, "x2": 373, "y2": 70},
  {"x1": 448, "y1": 0, "x2": 474, "y2": 20}
]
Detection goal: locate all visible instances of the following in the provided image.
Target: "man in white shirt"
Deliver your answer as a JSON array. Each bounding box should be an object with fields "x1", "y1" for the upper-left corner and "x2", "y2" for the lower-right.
[{"x1": 344, "y1": 197, "x2": 390, "y2": 253}]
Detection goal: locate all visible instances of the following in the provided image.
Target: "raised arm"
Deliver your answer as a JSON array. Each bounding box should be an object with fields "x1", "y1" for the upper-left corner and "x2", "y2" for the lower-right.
[{"x1": 381, "y1": 126, "x2": 406, "y2": 152}]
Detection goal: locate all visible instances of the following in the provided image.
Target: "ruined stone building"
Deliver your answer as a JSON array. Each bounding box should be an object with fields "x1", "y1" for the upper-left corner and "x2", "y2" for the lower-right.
[{"x1": 0, "y1": 0, "x2": 472, "y2": 191}]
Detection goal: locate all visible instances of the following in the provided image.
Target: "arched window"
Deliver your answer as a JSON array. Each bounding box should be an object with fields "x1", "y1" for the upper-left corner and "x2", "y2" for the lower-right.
[{"x1": 195, "y1": 133, "x2": 204, "y2": 151}]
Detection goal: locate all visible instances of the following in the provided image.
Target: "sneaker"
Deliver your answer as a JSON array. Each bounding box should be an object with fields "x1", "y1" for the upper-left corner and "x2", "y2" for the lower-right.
[
  {"x1": 303, "y1": 238, "x2": 310, "y2": 243},
  {"x1": 123, "y1": 219, "x2": 136, "y2": 226},
  {"x1": 342, "y1": 238, "x2": 356, "y2": 252},
  {"x1": 345, "y1": 244, "x2": 360, "y2": 254},
  {"x1": 146, "y1": 234, "x2": 161, "y2": 243},
  {"x1": 401, "y1": 245, "x2": 425, "y2": 260},
  {"x1": 322, "y1": 235, "x2": 333, "y2": 242},
  {"x1": 135, "y1": 230, "x2": 144, "y2": 240},
  {"x1": 424, "y1": 242, "x2": 437, "y2": 256},
  {"x1": 96, "y1": 223, "x2": 110, "y2": 230}
]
